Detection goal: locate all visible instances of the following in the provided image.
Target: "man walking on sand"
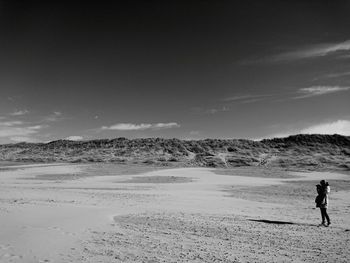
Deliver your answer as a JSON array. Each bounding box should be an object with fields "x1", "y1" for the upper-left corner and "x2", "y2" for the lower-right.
[{"x1": 315, "y1": 180, "x2": 331, "y2": 227}]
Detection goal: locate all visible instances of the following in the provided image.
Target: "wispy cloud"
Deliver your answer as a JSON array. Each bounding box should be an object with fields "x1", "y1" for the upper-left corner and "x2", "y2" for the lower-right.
[
  {"x1": 0, "y1": 121, "x2": 46, "y2": 139},
  {"x1": 273, "y1": 40, "x2": 350, "y2": 61},
  {"x1": 205, "y1": 106, "x2": 229, "y2": 114},
  {"x1": 27, "y1": 125, "x2": 46, "y2": 130},
  {"x1": 152, "y1": 123, "x2": 180, "y2": 129},
  {"x1": 10, "y1": 109, "x2": 29, "y2": 116},
  {"x1": 0, "y1": 112, "x2": 61, "y2": 143},
  {"x1": 191, "y1": 106, "x2": 229, "y2": 115},
  {"x1": 192, "y1": 94, "x2": 270, "y2": 115},
  {"x1": 294, "y1": 86, "x2": 350, "y2": 99},
  {"x1": 9, "y1": 136, "x2": 38, "y2": 143},
  {"x1": 223, "y1": 95, "x2": 255, "y2": 102},
  {"x1": 0, "y1": 126, "x2": 40, "y2": 137},
  {"x1": 318, "y1": 71, "x2": 350, "y2": 80},
  {"x1": 241, "y1": 98, "x2": 267, "y2": 104},
  {"x1": 244, "y1": 40, "x2": 350, "y2": 64},
  {"x1": 223, "y1": 94, "x2": 270, "y2": 103},
  {"x1": 65, "y1": 135, "x2": 83, "y2": 141},
  {"x1": 43, "y1": 111, "x2": 63, "y2": 122},
  {"x1": 0, "y1": 121, "x2": 24, "y2": 126},
  {"x1": 102, "y1": 123, "x2": 152, "y2": 130},
  {"x1": 101, "y1": 122, "x2": 180, "y2": 131}
]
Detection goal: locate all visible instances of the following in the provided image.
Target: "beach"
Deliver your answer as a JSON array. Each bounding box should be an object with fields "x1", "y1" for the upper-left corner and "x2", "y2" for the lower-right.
[{"x1": 0, "y1": 163, "x2": 349, "y2": 262}]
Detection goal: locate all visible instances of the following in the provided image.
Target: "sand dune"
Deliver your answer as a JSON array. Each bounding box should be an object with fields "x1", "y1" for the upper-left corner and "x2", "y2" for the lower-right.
[{"x1": 1, "y1": 134, "x2": 349, "y2": 170}]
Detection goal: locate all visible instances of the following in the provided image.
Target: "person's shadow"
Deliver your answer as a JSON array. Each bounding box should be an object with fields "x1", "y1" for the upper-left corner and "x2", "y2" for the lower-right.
[
  {"x1": 248, "y1": 219, "x2": 313, "y2": 226},
  {"x1": 248, "y1": 219, "x2": 350, "y2": 231}
]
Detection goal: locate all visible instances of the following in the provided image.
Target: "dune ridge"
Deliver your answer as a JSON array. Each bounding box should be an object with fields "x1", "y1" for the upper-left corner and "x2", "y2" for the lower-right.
[{"x1": 0, "y1": 134, "x2": 349, "y2": 170}]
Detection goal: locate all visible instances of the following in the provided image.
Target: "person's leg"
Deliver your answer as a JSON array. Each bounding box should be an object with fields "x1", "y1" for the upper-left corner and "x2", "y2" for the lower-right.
[
  {"x1": 324, "y1": 208, "x2": 330, "y2": 225},
  {"x1": 320, "y1": 208, "x2": 326, "y2": 224}
]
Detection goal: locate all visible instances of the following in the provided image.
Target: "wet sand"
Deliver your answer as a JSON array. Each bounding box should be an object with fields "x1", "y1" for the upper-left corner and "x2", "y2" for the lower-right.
[{"x1": 0, "y1": 163, "x2": 349, "y2": 262}]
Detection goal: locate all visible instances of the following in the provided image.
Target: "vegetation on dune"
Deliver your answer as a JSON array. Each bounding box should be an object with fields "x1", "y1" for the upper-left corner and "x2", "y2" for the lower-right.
[{"x1": 0, "y1": 134, "x2": 349, "y2": 171}]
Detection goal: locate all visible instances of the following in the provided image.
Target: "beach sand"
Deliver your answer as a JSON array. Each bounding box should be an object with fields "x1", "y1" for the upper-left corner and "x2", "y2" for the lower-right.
[{"x1": 0, "y1": 163, "x2": 349, "y2": 262}]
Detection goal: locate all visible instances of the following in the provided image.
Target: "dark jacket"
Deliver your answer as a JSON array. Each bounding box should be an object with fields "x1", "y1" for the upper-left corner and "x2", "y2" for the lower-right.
[{"x1": 315, "y1": 183, "x2": 330, "y2": 208}]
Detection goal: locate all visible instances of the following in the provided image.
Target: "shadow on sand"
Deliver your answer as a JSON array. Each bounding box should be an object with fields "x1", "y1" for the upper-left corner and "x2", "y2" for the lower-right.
[
  {"x1": 249, "y1": 219, "x2": 350, "y2": 231},
  {"x1": 248, "y1": 219, "x2": 295, "y2": 225},
  {"x1": 248, "y1": 219, "x2": 315, "y2": 227}
]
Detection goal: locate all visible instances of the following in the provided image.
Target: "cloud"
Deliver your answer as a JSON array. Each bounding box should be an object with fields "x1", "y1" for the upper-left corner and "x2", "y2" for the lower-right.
[
  {"x1": 241, "y1": 98, "x2": 266, "y2": 104},
  {"x1": 223, "y1": 95, "x2": 255, "y2": 102},
  {"x1": 10, "y1": 109, "x2": 29, "y2": 116},
  {"x1": 152, "y1": 123, "x2": 180, "y2": 129},
  {"x1": 65, "y1": 135, "x2": 83, "y2": 141},
  {"x1": 300, "y1": 120, "x2": 350, "y2": 135},
  {"x1": 102, "y1": 123, "x2": 152, "y2": 130},
  {"x1": 0, "y1": 127, "x2": 39, "y2": 137},
  {"x1": 192, "y1": 94, "x2": 270, "y2": 115},
  {"x1": 223, "y1": 94, "x2": 272, "y2": 104},
  {"x1": 261, "y1": 120, "x2": 350, "y2": 140},
  {"x1": 0, "y1": 121, "x2": 24, "y2": 126},
  {"x1": 101, "y1": 122, "x2": 180, "y2": 131},
  {"x1": 205, "y1": 106, "x2": 229, "y2": 114},
  {"x1": 274, "y1": 40, "x2": 350, "y2": 61},
  {"x1": 27, "y1": 125, "x2": 46, "y2": 130},
  {"x1": 318, "y1": 71, "x2": 350, "y2": 80},
  {"x1": 223, "y1": 94, "x2": 269, "y2": 102},
  {"x1": 43, "y1": 111, "x2": 63, "y2": 122},
  {"x1": 294, "y1": 86, "x2": 350, "y2": 99},
  {"x1": 0, "y1": 122, "x2": 46, "y2": 138},
  {"x1": 10, "y1": 136, "x2": 38, "y2": 143},
  {"x1": 244, "y1": 40, "x2": 350, "y2": 64}
]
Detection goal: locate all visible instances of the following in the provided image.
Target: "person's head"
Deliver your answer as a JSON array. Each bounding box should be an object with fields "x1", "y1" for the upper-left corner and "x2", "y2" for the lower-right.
[{"x1": 320, "y1": 180, "x2": 326, "y2": 186}]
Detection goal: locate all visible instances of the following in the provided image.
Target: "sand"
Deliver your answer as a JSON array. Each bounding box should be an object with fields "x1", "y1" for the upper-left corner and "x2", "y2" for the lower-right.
[{"x1": 0, "y1": 163, "x2": 349, "y2": 262}]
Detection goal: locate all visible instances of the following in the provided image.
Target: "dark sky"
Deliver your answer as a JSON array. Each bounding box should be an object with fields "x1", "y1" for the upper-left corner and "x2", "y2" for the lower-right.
[{"x1": 0, "y1": 1, "x2": 350, "y2": 143}]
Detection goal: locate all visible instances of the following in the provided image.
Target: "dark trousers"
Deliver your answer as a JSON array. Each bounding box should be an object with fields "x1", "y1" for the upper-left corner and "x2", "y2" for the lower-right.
[{"x1": 320, "y1": 208, "x2": 330, "y2": 224}]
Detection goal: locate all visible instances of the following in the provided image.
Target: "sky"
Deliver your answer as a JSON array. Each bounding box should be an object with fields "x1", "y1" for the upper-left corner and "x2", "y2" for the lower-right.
[{"x1": 0, "y1": 0, "x2": 350, "y2": 143}]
